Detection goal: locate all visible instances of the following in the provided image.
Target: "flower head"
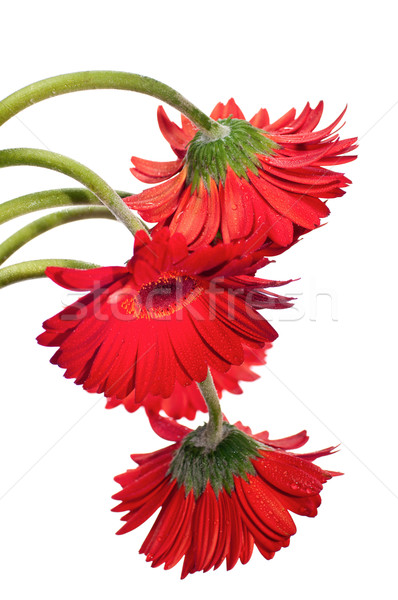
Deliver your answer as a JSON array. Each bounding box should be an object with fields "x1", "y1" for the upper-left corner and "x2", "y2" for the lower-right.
[
  {"x1": 105, "y1": 344, "x2": 270, "y2": 420},
  {"x1": 126, "y1": 99, "x2": 357, "y2": 249},
  {"x1": 37, "y1": 228, "x2": 291, "y2": 405},
  {"x1": 113, "y1": 412, "x2": 340, "y2": 577}
]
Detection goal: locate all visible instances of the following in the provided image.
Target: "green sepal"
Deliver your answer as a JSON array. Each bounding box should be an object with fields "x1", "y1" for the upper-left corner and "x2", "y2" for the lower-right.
[
  {"x1": 186, "y1": 118, "x2": 279, "y2": 191},
  {"x1": 168, "y1": 422, "x2": 264, "y2": 498}
]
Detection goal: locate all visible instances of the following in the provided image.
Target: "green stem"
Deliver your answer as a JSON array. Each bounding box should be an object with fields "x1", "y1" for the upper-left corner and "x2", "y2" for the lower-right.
[
  {"x1": 0, "y1": 71, "x2": 226, "y2": 137},
  {"x1": 0, "y1": 206, "x2": 115, "y2": 266},
  {"x1": 197, "y1": 370, "x2": 224, "y2": 448},
  {"x1": 0, "y1": 258, "x2": 99, "y2": 288},
  {"x1": 0, "y1": 188, "x2": 133, "y2": 225},
  {"x1": 0, "y1": 148, "x2": 146, "y2": 235}
]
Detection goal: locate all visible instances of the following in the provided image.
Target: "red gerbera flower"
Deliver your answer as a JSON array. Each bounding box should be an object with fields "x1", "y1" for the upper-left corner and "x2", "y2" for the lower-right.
[
  {"x1": 37, "y1": 228, "x2": 291, "y2": 405},
  {"x1": 125, "y1": 99, "x2": 357, "y2": 249},
  {"x1": 113, "y1": 411, "x2": 340, "y2": 577},
  {"x1": 105, "y1": 344, "x2": 270, "y2": 420}
]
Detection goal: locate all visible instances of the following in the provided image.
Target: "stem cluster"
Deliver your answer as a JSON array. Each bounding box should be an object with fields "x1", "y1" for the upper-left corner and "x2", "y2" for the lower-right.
[{"x1": 0, "y1": 70, "x2": 226, "y2": 442}]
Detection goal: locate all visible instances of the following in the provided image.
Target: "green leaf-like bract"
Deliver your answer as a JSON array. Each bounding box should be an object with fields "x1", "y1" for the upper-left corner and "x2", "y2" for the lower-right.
[
  {"x1": 168, "y1": 423, "x2": 264, "y2": 498},
  {"x1": 186, "y1": 118, "x2": 279, "y2": 191}
]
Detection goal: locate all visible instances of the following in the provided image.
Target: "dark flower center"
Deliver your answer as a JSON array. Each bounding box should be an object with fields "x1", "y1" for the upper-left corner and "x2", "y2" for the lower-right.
[{"x1": 120, "y1": 273, "x2": 202, "y2": 319}]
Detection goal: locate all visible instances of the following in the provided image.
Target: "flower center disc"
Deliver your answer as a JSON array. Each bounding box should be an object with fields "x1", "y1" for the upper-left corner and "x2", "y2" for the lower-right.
[{"x1": 120, "y1": 273, "x2": 202, "y2": 319}]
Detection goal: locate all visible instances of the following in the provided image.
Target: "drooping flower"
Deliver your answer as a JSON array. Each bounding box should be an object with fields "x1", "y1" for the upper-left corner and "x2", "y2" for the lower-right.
[
  {"x1": 113, "y1": 411, "x2": 340, "y2": 577},
  {"x1": 105, "y1": 344, "x2": 270, "y2": 420},
  {"x1": 37, "y1": 228, "x2": 291, "y2": 406},
  {"x1": 125, "y1": 99, "x2": 357, "y2": 249}
]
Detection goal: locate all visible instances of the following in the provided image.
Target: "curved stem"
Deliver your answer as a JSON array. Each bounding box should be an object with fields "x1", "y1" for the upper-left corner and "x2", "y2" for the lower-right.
[
  {"x1": 0, "y1": 148, "x2": 147, "y2": 235},
  {"x1": 197, "y1": 370, "x2": 224, "y2": 448},
  {"x1": 0, "y1": 206, "x2": 115, "y2": 266},
  {"x1": 0, "y1": 71, "x2": 226, "y2": 137},
  {"x1": 0, "y1": 258, "x2": 99, "y2": 288},
  {"x1": 0, "y1": 188, "x2": 133, "y2": 225}
]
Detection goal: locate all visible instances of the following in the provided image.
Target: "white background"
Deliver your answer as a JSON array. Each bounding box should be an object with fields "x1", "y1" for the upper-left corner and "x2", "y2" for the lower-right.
[{"x1": 1, "y1": 1, "x2": 397, "y2": 598}]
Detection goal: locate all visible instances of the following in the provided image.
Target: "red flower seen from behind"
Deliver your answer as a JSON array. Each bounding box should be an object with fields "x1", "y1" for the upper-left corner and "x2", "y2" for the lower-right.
[
  {"x1": 113, "y1": 411, "x2": 340, "y2": 577},
  {"x1": 125, "y1": 99, "x2": 357, "y2": 249}
]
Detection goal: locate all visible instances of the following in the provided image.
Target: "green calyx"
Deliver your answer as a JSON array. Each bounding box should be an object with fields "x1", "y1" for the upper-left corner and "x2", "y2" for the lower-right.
[
  {"x1": 168, "y1": 423, "x2": 263, "y2": 498},
  {"x1": 186, "y1": 117, "x2": 279, "y2": 191}
]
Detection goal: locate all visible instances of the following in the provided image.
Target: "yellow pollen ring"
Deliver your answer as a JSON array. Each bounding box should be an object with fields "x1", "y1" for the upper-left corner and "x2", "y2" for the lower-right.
[{"x1": 120, "y1": 296, "x2": 139, "y2": 315}]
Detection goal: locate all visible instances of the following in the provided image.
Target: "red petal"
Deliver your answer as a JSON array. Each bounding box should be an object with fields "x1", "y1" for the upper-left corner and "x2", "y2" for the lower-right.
[
  {"x1": 134, "y1": 324, "x2": 163, "y2": 403},
  {"x1": 266, "y1": 108, "x2": 296, "y2": 131},
  {"x1": 250, "y1": 108, "x2": 270, "y2": 129},
  {"x1": 140, "y1": 485, "x2": 187, "y2": 560},
  {"x1": 131, "y1": 156, "x2": 183, "y2": 183},
  {"x1": 169, "y1": 183, "x2": 207, "y2": 245},
  {"x1": 189, "y1": 294, "x2": 245, "y2": 365},
  {"x1": 210, "y1": 98, "x2": 245, "y2": 120},
  {"x1": 189, "y1": 179, "x2": 221, "y2": 249},
  {"x1": 259, "y1": 169, "x2": 344, "y2": 197},
  {"x1": 282, "y1": 102, "x2": 311, "y2": 133},
  {"x1": 222, "y1": 168, "x2": 255, "y2": 240},
  {"x1": 213, "y1": 290, "x2": 279, "y2": 345},
  {"x1": 260, "y1": 451, "x2": 334, "y2": 484},
  {"x1": 180, "y1": 114, "x2": 198, "y2": 138},
  {"x1": 272, "y1": 488, "x2": 321, "y2": 517},
  {"x1": 164, "y1": 491, "x2": 195, "y2": 571},
  {"x1": 297, "y1": 445, "x2": 339, "y2": 461},
  {"x1": 297, "y1": 101, "x2": 324, "y2": 132},
  {"x1": 315, "y1": 154, "x2": 358, "y2": 166},
  {"x1": 236, "y1": 474, "x2": 296, "y2": 537},
  {"x1": 240, "y1": 526, "x2": 254, "y2": 564},
  {"x1": 262, "y1": 142, "x2": 332, "y2": 169},
  {"x1": 208, "y1": 490, "x2": 228, "y2": 571},
  {"x1": 255, "y1": 429, "x2": 309, "y2": 450},
  {"x1": 168, "y1": 311, "x2": 208, "y2": 382},
  {"x1": 257, "y1": 199, "x2": 295, "y2": 247},
  {"x1": 192, "y1": 484, "x2": 220, "y2": 572},
  {"x1": 112, "y1": 462, "x2": 169, "y2": 502},
  {"x1": 125, "y1": 169, "x2": 186, "y2": 222},
  {"x1": 146, "y1": 409, "x2": 192, "y2": 442},
  {"x1": 157, "y1": 106, "x2": 191, "y2": 154},
  {"x1": 254, "y1": 453, "x2": 323, "y2": 496},
  {"x1": 249, "y1": 171, "x2": 322, "y2": 229},
  {"x1": 226, "y1": 493, "x2": 244, "y2": 570},
  {"x1": 45, "y1": 265, "x2": 127, "y2": 291},
  {"x1": 116, "y1": 479, "x2": 174, "y2": 535}
]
